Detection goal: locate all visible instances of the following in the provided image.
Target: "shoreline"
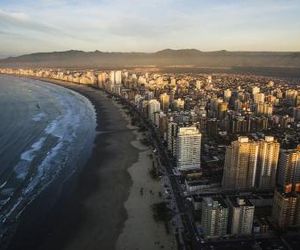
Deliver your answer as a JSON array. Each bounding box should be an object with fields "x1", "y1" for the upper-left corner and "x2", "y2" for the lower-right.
[
  {"x1": 4, "y1": 76, "x2": 174, "y2": 250},
  {"x1": 6, "y1": 77, "x2": 138, "y2": 250},
  {"x1": 111, "y1": 99, "x2": 176, "y2": 250},
  {"x1": 0, "y1": 75, "x2": 96, "y2": 250}
]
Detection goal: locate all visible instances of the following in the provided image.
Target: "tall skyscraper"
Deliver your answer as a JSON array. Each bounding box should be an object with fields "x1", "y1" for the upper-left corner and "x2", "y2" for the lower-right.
[
  {"x1": 277, "y1": 147, "x2": 300, "y2": 193},
  {"x1": 256, "y1": 136, "x2": 280, "y2": 189},
  {"x1": 224, "y1": 89, "x2": 232, "y2": 102},
  {"x1": 108, "y1": 70, "x2": 122, "y2": 93},
  {"x1": 167, "y1": 120, "x2": 178, "y2": 156},
  {"x1": 201, "y1": 197, "x2": 229, "y2": 238},
  {"x1": 228, "y1": 197, "x2": 255, "y2": 235},
  {"x1": 176, "y1": 126, "x2": 201, "y2": 170},
  {"x1": 272, "y1": 146, "x2": 300, "y2": 229},
  {"x1": 254, "y1": 93, "x2": 265, "y2": 104},
  {"x1": 217, "y1": 102, "x2": 228, "y2": 120},
  {"x1": 115, "y1": 70, "x2": 122, "y2": 85},
  {"x1": 148, "y1": 99, "x2": 161, "y2": 123},
  {"x1": 223, "y1": 136, "x2": 280, "y2": 190},
  {"x1": 109, "y1": 70, "x2": 115, "y2": 85},
  {"x1": 272, "y1": 190, "x2": 300, "y2": 229},
  {"x1": 252, "y1": 86, "x2": 260, "y2": 95},
  {"x1": 222, "y1": 137, "x2": 259, "y2": 189},
  {"x1": 256, "y1": 102, "x2": 273, "y2": 116},
  {"x1": 159, "y1": 93, "x2": 170, "y2": 112},
  {"x1": 207, "y1": 75, "x2": 212, "y2": 84},
  {"x1": 97, "y1": 72, "x2": 107, "y2": 88}
]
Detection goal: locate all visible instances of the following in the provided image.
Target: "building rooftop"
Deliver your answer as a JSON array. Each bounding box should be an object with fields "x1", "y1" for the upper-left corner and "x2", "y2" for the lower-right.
[{"x1": 228, "y1": 196, "x2": 254, "y2": 207}]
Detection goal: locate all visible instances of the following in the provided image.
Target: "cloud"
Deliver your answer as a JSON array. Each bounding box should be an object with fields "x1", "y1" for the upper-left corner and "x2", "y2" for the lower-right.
[
  {"x1": 0, "y1": 8, "x2": 59, "y2": 34},
  {"x1": 0, "y1": 8, "x2": 100, "y2": 46},
  {"x1": 0, "y1": 9, "x2": 28, "y2": 21},
  {"x1": 0, "y1": 0, "x2": 300, "y2": 55}
]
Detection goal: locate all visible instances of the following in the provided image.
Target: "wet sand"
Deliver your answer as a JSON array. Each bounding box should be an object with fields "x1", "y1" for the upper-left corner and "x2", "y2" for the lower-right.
[{"x1": 6, "y1": 79, "x2": 174, "y2": 250}]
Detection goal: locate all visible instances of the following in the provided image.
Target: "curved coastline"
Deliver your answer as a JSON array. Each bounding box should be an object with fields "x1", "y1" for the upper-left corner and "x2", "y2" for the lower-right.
[
  {"x1": 5, "y1": 76, "x2": 139, "y2": 250},
  {"x1": 0, "y1": 76, "x2": 96, "y2": 250},
  {"x1": 36, "y1": 78, "x2": 175, "y2": 250}
]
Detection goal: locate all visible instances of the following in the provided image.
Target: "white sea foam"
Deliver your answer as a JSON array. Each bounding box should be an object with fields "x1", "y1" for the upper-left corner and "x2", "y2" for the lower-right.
[
  {"x1": 14, "y1": 137, "x2": 47, "y2": 179},
  {"x1": 14, "y1": 162, "x2": 28, "y2": 180},
  {"x1": 2, "y1": 79, "x2": 96, "y2": 233},
  {"x1": 5, "y1": 198, "x2": 22, "y2": 218},
  {"x1": 23, "y1": 141, "x2": 64, "y2": 196},
  {"x1": 0, "y1": 181, "x2": 7, "y2": 189},
  {"x1": 20, "y1": 137, "x2": 46, "y2": 162},
  {"x1": 32, "y1": 112, "x2": 46, "y2": 122}
]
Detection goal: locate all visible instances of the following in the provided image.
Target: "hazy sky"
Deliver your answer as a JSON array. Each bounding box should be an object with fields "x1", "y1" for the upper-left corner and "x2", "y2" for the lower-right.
[{"x1": 0, "y1": 0, "x2": 300, "y2": 57}]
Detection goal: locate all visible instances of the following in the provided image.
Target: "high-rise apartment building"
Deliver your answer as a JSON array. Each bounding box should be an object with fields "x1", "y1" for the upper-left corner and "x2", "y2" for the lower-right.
[
  {"x1": 254, "y1": 93, "x2": 265, "y2": 104},
  {"x1": 217, "y1": 102, "x2": 228, "y2": 120},
  {"x1": 108, "y1": 70, "x2": 122, "y2": 94},
  {"x1": 201, "y1": 197, "x2": 229, "y2": 238},
  {"x1": 224, "y1": 89, "x2": 232, "y2": 102},
  {"x1": 167, "y1": 121, "x2": 178, "y2": 156},
  {"x1": 109, "y1": 70, "x2": 122, "y2": 85},
  {"x1": 272, "y1": 190, "x2": 300, "y2": 229},
  {"x1": 148, "y1": 99, "x2": 161, "y2": 123},
  {"x1": 256, "y1": 136, "x2": 280, "y2": 189},
  {"x1": 228, "y1": 197, "x2": 255, "y2": 235},
  {"x1": 115, "y1": 70, "x2": 122, "y2": 85},
  {"x1": 97, "y1": 72, "x2": 107, "y2": 88},
  {"x1": 159, "y1": 93, "x2": 170, "y2": 112},
  {"x1": 277, "y1": 147, "x2": 300, "y2": 193},
  {"x1": 256, "y1": 102, "x2": 273, "y2": 116},
  {"x1": 222, "y1": 137, "x2": 259, "y2": 189},
  {"x1": 109, "y1": 71, "x2": 115, "y2": 85},
  {"x1": 272, "y1": 146, "x2": 300, "y2": 229},
  {"x1": 223, "y1": 136, "x2": 280, "y2": 190},
  {"x1": 252, "y1": 86, "x2": 260, "y2": 95},
  {"x1": 176, "y1": 126, "x2": 201, "y2": 170}
]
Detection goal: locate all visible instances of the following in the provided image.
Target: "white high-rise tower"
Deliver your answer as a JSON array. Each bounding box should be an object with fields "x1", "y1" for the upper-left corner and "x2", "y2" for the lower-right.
[{"x1": 176, "y1": 126, "x2": 201, "y2": 170}]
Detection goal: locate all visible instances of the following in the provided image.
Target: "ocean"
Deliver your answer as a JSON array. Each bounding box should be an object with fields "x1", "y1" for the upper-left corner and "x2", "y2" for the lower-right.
[{"x1": 0, "y1": 75, "x2": 96, "y2": 247}]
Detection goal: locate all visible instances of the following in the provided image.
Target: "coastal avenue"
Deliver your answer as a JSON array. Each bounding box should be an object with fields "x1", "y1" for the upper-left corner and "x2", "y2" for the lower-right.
[{"x1": 108, "y1": 92, "x2": 202, "y2": 250}]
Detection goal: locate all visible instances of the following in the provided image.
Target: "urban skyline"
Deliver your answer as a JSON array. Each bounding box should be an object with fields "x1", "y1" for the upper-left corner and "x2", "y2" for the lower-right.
[
  {"x1": 1, "y1": 66, "x2": 300, "y2": 248},
  {"x1": 1, "y1": 1, "x2": 300, "y2": 249}
]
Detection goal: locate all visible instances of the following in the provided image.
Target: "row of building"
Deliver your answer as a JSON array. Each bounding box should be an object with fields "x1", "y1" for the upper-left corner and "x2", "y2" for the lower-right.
[
  {"x1": 1, "y1": 68, "x2": 300, "y2": 237},
  {"x1": 201, "y1": 196, "x2": 254, "y2": 238},
  {"x1": 222, "y1": 135, "x2": 300, "y2": 229}
]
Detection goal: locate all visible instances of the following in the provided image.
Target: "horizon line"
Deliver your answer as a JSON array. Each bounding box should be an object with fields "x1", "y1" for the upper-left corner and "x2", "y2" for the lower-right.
[{"x1": 2, "y1": 48, "x2": 300, "y2": 59}]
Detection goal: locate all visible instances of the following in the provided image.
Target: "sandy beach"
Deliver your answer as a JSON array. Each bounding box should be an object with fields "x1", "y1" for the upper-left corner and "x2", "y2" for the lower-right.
[
  {"x1": 113, "y1": 101, "x2": 176, "y2": 250},
  {"x1": 6, "y1": 78, "x2": 175, "y2": 250}
]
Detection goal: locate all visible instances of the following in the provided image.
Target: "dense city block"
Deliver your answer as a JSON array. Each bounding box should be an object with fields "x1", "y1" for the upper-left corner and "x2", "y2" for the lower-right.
[{"x1": 1, "y1": 68, "x2": 300, "y2": 249}]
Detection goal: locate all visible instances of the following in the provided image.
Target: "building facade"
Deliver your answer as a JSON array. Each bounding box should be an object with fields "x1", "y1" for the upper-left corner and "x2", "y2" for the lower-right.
[
  {"x1": 148, "y1": 99, "x2": 161, "y2": 123},
  {"x1": 223, "y1": 136, "x2": 280, "y2": 190},
  {"x1": 256, "y1": 136, "x2": 280, "y2": 189},
  {"x1": 277, "y1": 147, "x2": 300, "y2": 193},
  {"x1": 272, "y1": 190, "x2": 300, "y2": 229},
  {"x1": 201, "y1": 197, "x2": 229, "y2": 238},
  {"x1": 222, "y1": 137, "x2": 259, "y2": 189},
  {"x1": 228, "y1": 197, "x2": 255, "y2": 235},
  {"x1": 176, "y1": 126, "x2": 201, "y2": 170}
]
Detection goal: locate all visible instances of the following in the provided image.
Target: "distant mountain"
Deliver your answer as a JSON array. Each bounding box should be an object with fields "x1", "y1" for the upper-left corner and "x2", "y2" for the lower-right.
[
  {"x1": 155, "y1": 49, "x2": 203, "y2": 56},
  {"x1": 1, "y1": 49, "x2": 300, "y2": 69}
]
